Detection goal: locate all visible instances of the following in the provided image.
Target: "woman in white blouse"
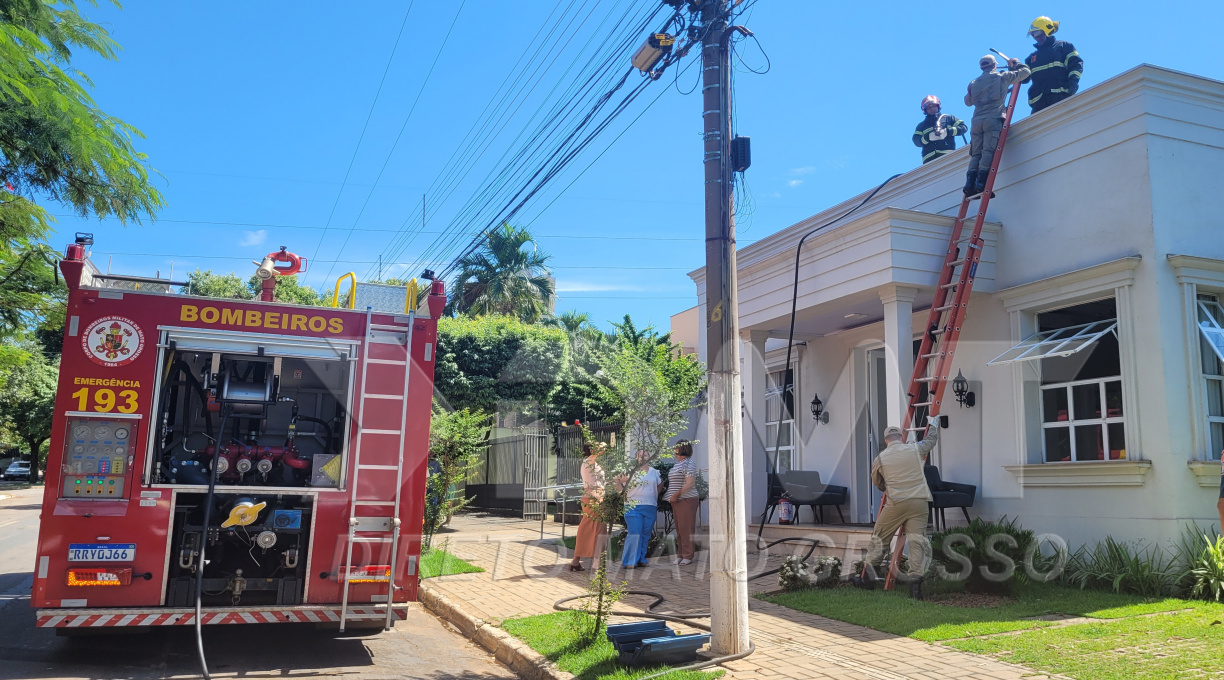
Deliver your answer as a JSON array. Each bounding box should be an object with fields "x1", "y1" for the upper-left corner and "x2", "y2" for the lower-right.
[{"x1": 620, "y1": 450, "x2": 661, "y2": 569}]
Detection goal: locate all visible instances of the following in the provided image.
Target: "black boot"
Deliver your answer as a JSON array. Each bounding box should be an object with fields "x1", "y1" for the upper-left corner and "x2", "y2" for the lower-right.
[
  {"x1": 973, "y1": 170, "x2": 992, "y2": 197},
  {"x1": 962, "y1": 171, "x2": 977, "y2": 196},
  {"x1": 850, "y1": 574, "x2": 877, "y2": 590},
  {"x1": 909, "y1": 577, "x2": 924, "y2": 600}
]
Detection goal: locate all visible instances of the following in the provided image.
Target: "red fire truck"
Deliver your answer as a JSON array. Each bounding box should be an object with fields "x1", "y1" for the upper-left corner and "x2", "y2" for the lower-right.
[{"x1": 32, "y1": 234, "x2": 443, "y2": 632}]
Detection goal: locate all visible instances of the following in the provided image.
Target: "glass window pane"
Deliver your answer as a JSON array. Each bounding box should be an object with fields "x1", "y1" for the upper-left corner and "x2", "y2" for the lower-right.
[
  {"x1": 1073, "y1": 383, "x2": 1102, "y2": 420},
  {"x1": 1044, "y1": 427, "x2": 1072, "y2": 462},
  {"x1": 1201, "y1": 326, "x2": 1224, "y2": 364},
  {"x1": 765, "y1": 395, "x2": 780, "y2": 423},
  {"x1": 778, "y1": 423, "x2": 792, "y2": 447},
  {"x1": 1104, "y1": 380, "x2": 1124, "y2": 418},
  {"x1": 776, "y1": 451, "x2": 793, "y2": 474},
  {"x1": 1043, "y1": 388, "x2": 1069, "y2": 423},
  {"x1": 1107, "y1": 423, "x2": 1126, "y2": 459},
  {"x1": 1203, "y1": 338, "x2": 1224, "y2": 376},
  {"x1": 1074, "y1": 424, "x2": 1104, "y2": 461},
  {"x1": 1207, "y1": 380, "x2": 1224, "y2": 418},
  {"x1": 766, "y1": 423, "x2": 778, "y2": 448},
  {"x1": 1210, "y1": 422, "x2": 1224, "y2": 461}
]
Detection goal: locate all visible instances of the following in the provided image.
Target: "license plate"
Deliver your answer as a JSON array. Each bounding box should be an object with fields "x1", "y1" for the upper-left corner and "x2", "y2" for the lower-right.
[{"x1": 67, "y1": 544, "x2": 135, "y2": 562}]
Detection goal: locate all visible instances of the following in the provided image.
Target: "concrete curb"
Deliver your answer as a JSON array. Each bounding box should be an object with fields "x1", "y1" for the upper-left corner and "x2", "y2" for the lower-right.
[{"x1": 419, "y1": 583, "x2": 574, "y2": 680}]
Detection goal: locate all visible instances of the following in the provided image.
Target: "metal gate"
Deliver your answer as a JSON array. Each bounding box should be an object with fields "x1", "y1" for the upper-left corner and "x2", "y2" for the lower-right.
[{"x1": 465, "y1": 429, "x2": 550, "y2": 514}]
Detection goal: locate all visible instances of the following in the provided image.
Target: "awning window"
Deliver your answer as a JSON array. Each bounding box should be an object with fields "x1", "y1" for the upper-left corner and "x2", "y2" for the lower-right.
[
  {"x1": 987, "y1": 319, "x2": 1118, "y2": 366},
  {"x1": 1197, "y1": 300, "x2": 1224, "y2": 364}
]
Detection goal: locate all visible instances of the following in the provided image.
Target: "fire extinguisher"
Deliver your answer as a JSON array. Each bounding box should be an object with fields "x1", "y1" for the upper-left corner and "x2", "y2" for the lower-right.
[{"x1": 777, "y1": 495, "x2": 795, "y2": 525}]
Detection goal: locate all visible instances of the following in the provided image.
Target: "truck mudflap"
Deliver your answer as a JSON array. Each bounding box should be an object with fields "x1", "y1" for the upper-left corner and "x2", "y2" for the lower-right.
[{"x1": 35, "y1": 605, "x2": 407, "y2": 628}]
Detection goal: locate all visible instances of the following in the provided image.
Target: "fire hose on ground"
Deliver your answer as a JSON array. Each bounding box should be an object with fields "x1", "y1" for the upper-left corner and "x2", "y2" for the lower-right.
[{"x1": 553, "y1": 590, "x2": 755, "y2": 680}]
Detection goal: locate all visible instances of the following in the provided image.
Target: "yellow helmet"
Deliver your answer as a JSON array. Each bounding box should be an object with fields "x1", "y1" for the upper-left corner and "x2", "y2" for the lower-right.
[{"x1": 1028, "y1": 16, "x2": 1059, "y2": 37}]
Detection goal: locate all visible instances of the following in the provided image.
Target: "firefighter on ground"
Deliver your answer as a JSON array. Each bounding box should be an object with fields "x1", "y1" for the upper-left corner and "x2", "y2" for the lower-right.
[
  {"x1": 913, "y1": 96, "x2": 967, "y2": 165},
  {"x1": 963, "y1": 54, "x2": 1030, "y2": 196},
  {"x1": 851, "y1": 417, "x2": 940, "y2": 599},
  {"x1": 1024, "y1": 16, "x2": 1083, "y2": 113}
]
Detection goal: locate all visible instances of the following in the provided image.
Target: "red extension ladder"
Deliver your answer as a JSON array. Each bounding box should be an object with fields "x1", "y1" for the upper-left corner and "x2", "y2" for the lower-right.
[{"x1": 879, "y1": 81, "x2": 1022, "y2": 590}]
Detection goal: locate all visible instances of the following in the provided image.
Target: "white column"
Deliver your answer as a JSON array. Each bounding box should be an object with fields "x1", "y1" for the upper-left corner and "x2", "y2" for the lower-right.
[
  {"x1": 740, "y1": 329, "x2": 769, "y2": 523},
  {"x1": 880, "y1": 285, "x2": 918, "y2": 431}
]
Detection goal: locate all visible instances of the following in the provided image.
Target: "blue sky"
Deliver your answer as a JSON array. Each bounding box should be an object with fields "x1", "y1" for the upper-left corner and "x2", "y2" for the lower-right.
[{"x1": 52, "y1": 1, "x2": 1224, "y2": 333}]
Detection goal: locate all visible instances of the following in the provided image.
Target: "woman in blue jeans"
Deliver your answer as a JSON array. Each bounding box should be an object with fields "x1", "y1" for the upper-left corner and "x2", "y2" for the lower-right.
[{"x1": 621, "y1": 450, "x2": 661, "y2": 568}]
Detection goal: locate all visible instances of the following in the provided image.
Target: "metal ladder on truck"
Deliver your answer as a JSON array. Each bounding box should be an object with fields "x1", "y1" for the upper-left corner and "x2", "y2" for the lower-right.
[
  {"x1": 879, "y1": 79, "x2": 1022, "y2": 591},
  {"x1": 339, "y1": 306, "x2": 417, "y2": 629}
]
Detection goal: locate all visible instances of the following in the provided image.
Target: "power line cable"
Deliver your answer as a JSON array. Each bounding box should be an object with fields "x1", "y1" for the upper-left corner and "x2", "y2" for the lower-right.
[
  {"x1": 318, "y1": 0, "x2": 467, "y2": 285},
  {"x1": 304, "y1": 2, "x2": 416, "y2": 271}
]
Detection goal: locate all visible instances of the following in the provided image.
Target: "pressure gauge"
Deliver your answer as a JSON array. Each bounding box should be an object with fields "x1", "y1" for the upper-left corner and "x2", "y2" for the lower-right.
[
  {"x1": 114, "y1": 427, "x2": 129, "y2": 440},
  {"x1": 93, "y1": 425, "x2": 111, "y2": 439},
  {"x1": 73, "y1": 425, "x2": 91, "y2": 438}
]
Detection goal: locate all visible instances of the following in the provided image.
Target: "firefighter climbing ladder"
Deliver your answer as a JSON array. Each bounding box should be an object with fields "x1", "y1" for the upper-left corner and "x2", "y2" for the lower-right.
[
  {"x1": 879, "y1": 80, "x2": 1022, "y2": 591},
  {"x1": 339, "y1": 307, "x2": 416, "y2": 629}
]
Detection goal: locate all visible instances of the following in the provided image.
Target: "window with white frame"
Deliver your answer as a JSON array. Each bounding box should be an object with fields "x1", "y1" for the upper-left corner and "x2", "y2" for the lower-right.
[
  {"x1": 990, "y1": 298, "x2": 1126, "y2": 462},
  {"x1": 1196, "y1": 294, "x2": 1224, "y2": 460},
  {"x1": 765, "y1": 368, "x2": 796, "y2": 474}
]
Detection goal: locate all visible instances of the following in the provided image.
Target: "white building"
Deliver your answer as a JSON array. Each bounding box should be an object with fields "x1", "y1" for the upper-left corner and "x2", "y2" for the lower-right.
[{"x1": 687, "y1": 65, "x2": 1224, "y2": 549}]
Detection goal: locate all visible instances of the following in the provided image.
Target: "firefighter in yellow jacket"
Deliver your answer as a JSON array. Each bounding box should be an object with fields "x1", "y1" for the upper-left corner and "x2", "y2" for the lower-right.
[{"x1": 851, "y1": 417, "x2": 940, "y2": 599}]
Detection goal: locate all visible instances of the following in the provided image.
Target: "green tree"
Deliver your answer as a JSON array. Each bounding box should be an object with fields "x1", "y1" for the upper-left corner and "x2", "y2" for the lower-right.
[
  {"x1": 181, "y1": 269, "x2": 253, "y2": 300},
  {"x1": 0, "y1": 0, "x2": 163, "y2": 255},
  {"x1": 245, "y1": 274, "x2": 325, "y2": 306},
  {"x1": 0, "y1": 240, "x2": 64, "y2": 339},
  {"x1": 545, "y1": 311, "x2": 619, "y2": 425},
  {"x1": 433, "y1": 315, "x2": 568, "y2": 415},
  {"x1": 0, "y1": 347, "x2": 57, "y2": 475},
  {"x1": 424, "y1": 407, "x2": 488, "y2": 546},
  {"x1": 447, "y1": 223, "x2": 553, "y2": 323},
  {"x1": 0, "y1": 1, "x2": 162, "y2": 344}
]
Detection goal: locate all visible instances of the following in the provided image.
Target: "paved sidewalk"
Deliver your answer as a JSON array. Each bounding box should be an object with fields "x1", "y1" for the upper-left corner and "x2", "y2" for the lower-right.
[{"x1": 424, "y1": 513, "x2": 1057, "y2": 680}]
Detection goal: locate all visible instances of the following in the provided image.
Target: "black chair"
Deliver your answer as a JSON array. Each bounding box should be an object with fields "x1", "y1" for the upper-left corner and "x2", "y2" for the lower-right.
[
  {"x1": 924, "y1": 464, "x2": 976, "y2": 531},
  {"x1": 763, "y1": 470, "x2": 848, "y2": 525}
]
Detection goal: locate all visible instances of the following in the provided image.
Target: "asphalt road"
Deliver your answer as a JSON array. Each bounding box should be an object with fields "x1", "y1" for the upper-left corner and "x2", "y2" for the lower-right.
[{"x1": 0, "y1": 487, "x2": 518, "y2": 680}]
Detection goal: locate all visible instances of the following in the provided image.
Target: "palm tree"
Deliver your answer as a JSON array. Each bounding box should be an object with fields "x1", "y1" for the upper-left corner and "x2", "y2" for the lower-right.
[
  {"x1": 447, "y1": 223, "x2": 554, "y2": 323},
  {"x1": 546, "y1": 310, "x2": 605, "y2": 349}
]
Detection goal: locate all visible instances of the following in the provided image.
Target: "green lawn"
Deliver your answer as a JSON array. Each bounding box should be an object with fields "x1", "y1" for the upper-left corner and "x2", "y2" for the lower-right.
[
  {"x1": 947, "y1": 605, "x2": 1224, "y2": 679},
  {"x1": 761, "y1": 581, "x2": 1200, "y2": 641},
  {"x1": 502, "y1": 611, "x2": 722, "y2": 680},
  {"x1": 419, "y1": 547, "x2": 484, "y2": 579}
]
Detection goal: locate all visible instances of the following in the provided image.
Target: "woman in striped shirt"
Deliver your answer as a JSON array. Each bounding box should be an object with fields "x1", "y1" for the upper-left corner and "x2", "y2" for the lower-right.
[{"x1": 666, "y1": 440, "x2": 699, "y2": 565}]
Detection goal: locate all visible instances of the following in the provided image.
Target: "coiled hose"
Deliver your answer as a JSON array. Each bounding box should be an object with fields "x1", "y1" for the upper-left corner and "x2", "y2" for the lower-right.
[{"x1": 553, "y1": 590, "x2": 755, "y2": 680}]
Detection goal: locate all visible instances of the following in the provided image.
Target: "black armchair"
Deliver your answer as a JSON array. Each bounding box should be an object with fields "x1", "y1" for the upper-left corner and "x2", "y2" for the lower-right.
[
  {"x1": 763, "y1": 471, "x2": 848, "y2": 525},
  {"x1": 924, "y1": 464, "x2": 976, "y2": 531}
]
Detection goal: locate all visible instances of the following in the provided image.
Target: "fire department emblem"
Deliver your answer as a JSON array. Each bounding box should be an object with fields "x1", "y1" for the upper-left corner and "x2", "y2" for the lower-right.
[{"x1": 83, "y1": 316, "x2": 144, "y2": 368}]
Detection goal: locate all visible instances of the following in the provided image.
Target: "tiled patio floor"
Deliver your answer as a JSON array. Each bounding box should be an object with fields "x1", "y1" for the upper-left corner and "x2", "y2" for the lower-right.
[{"x1": 422, "y1": 513, "x2": 1058, "y2": 680}]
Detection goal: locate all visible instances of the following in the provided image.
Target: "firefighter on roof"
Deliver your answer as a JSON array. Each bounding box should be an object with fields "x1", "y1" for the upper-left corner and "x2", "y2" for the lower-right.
[
  {"x1": 912, "y1": 96, "x2": 967, "y2": 165},
  {"x1": 1024, "y1": 16, "x2": 1083, "y2": 113},
  {"x1": 964, "y1": 54, "x2": 1030, "y2": 196}
]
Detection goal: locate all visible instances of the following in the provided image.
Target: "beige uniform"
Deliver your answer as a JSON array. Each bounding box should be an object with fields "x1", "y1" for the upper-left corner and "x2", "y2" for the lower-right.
[{"x1": 866, "y1": 424, "x2": 940, "y2": 578}]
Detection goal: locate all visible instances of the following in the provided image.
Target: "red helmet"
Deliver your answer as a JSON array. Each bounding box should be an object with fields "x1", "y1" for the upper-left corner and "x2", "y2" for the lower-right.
[{"x1": 920, "y1": 95, "x2": 941, "y2": 114}]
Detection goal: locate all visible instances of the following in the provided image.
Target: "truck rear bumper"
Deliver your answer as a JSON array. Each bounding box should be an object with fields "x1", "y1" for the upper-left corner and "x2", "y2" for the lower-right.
[{"x1": 35, "y1": 605, "x2": 407, "y2": 628}]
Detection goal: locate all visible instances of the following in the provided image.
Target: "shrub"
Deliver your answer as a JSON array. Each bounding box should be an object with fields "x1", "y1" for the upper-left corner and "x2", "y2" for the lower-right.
[
  {"x1": 1182, "y1": 534, "x2": 1224, "y2": 602},
  {"x1": 779, "y1": 555, "x2": 841, "y2": 591},
  {"x1": 851, "y1": 555, "x2": 910, "y2": 581},
  {"x1": 930, "y1": 516, "x2": 1035, "y2": 595},
  {"x1": 1065, "y1": 536, "x2": 1177, "y2": 597},
  {"x1": 434, "y1": 315, "x2": 568, "y2": 414}
]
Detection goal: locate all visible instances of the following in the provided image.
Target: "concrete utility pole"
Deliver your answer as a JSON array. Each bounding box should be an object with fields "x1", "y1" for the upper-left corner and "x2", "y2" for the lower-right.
[{"x1": 699, "y1": 0, "x2": 750, "y2": 656}]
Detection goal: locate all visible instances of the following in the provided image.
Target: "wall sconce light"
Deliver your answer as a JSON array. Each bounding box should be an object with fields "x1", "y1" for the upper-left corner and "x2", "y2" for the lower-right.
[
  {"x1": 952, "y1": 369, "x2": 976, "y2": 408},
  {"x1": 810, "y1": 392, "x2": 829, "y2": 424}
]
